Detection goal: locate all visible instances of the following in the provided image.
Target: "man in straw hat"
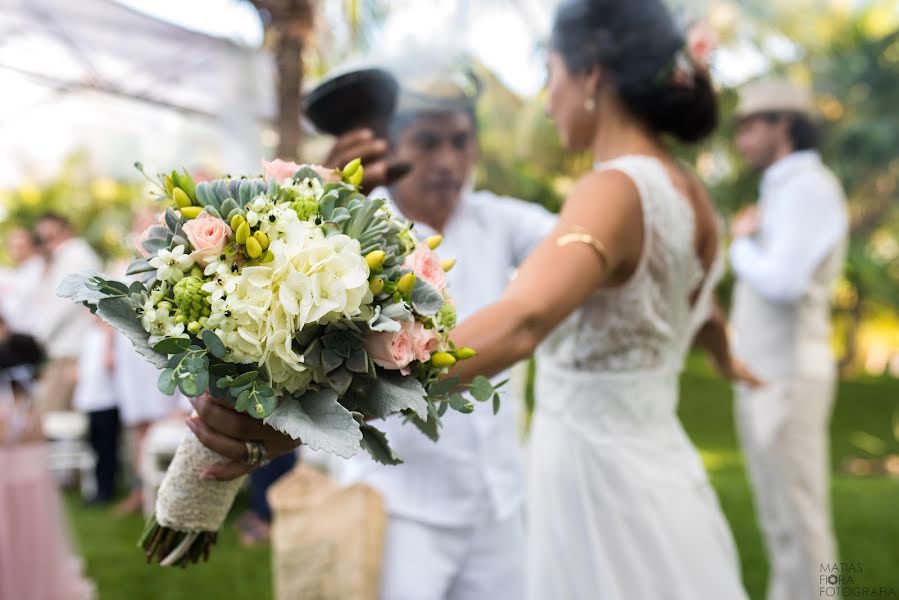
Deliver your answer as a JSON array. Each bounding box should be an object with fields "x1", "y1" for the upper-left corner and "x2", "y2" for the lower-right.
[
  {"x1": 729, "y1": 77, "x2": 848, "y2": 600},
  {"x1": 323, "y1": 68, "x2": 555, "y2": 600}
]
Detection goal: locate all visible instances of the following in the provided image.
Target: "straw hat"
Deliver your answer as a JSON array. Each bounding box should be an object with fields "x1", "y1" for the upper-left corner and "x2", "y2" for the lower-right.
[{"x1": 734, "y1": 77, "x2": 816, "y2": 119}]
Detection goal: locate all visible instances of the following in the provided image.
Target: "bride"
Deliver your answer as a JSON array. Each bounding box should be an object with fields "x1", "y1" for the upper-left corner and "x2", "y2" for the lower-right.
[
  {"x1": 190, "y1": 0, "x2": 760, "y2": 597},
  {"x1": 443, "y1": 0, "x2": 760, "y2": 597}
]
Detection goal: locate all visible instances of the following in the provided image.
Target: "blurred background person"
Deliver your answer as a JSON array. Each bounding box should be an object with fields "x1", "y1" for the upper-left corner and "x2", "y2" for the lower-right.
[
  {"x1": 72, "y1": 317, "x2": 121, "y2": 506},
  {"x1": 730, "y1": 77, "x2": 848, "y2": 600},
  {"x1": 0, "y1": 226, "x2": 44, "y2": 334},
  {"x1": 112, "y1": 208, "x2": 191, "y2": 516},
  {"x1": 0, "y1": 313, "x2": 94, "y2": 600},
  {"x1": 31, "y1": 213, "x2": 101, "y2": 416}
]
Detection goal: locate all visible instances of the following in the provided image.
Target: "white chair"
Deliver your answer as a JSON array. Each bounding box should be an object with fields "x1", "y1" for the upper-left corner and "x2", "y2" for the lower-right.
[
  {"x1": 140, "y1": 419, "x2": 188, "y2": 517},
  {"x1": 41, "y1": 411, "x2": 97, "y2": 500}
]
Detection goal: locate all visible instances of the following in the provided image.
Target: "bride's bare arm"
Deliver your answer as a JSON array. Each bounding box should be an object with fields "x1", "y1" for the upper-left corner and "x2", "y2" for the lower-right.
[
  {"x1": 450, "y1": 169, "x2": 644, "y2": 383},
  {"x1": 694, "y1": 302, "x2": 764, "y2": 388}
]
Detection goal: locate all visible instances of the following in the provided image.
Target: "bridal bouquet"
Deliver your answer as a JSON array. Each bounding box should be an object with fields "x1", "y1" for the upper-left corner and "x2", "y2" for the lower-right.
[{"x1": 59, "y1": 159, "x2": 501, "y2": 567}]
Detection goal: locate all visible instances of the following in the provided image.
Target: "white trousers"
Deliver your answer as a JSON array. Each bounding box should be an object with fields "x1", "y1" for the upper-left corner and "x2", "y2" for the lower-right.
[
  {"x1": 736, "y1": 378, "x2": 838, "y2": 600},
  {"x1": 379, "y1": 510, "x2": 524, "y2": 600}
]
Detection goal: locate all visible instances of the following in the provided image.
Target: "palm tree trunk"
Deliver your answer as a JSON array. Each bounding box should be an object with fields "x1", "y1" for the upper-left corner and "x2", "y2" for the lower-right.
[
  {"x1": 249, "y1": 1, "x2": 313, "y2": 162},
  {"x1": 274, "y1": 30, "x2": 304, "y2": 161}
]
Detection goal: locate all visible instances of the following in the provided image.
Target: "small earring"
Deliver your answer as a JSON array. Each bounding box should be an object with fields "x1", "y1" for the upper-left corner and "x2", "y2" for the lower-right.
[{"x1": 584, "y1": 97, "x2": 596, "y2": 113}]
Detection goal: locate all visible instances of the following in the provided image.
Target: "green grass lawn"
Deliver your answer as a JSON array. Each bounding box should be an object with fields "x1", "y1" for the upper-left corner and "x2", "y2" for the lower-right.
[{"x1": 65, "y1": 368, "x2": 899, "y2": 599}]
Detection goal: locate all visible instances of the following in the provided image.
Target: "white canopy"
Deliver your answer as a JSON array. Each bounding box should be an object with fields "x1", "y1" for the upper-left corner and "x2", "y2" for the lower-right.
[{"x1": 0, "y1": 0, "x2": 275, "y2": 187}]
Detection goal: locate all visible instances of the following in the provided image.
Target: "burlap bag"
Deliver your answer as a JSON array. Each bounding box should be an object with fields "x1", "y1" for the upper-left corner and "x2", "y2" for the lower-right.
[{"x1": 268, "y1": 465, "x2": 385, "y2": 600}]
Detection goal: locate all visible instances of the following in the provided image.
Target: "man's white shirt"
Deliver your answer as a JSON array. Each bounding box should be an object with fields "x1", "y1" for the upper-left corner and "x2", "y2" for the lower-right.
[
  {"x1": 729, "y1": 151, "x2": 848, "y2": 304},
  {"x1": 338, "y1": 187, "x2": 556, "y2": 527},
  {"x1": 32, "y1": 238, "x2": 102, "y2": 359}
]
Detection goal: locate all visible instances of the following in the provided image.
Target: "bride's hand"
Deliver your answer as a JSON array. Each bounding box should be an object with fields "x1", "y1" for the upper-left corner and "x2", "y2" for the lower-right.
[
  {"x1": 186, "y1": 393, "x2": 301, "y2": 481},
  {"x1": 719, "y1": 358, "x2": 764, "y2": 389}
]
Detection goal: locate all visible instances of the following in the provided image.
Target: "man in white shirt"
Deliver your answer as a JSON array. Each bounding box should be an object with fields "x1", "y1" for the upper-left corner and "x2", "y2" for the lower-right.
[
  {"x1": 729, "y1": 78, "x2": 848, "y2": 600},
  {"x1": 324, "y1": 72, "x2": 555, "y2": 600},
  {"x1": 0, "y1": 227, "x2": 45, "y2": 333},
  {"x1": 32, "y1": 213, "x2": 102, "y2": 415}
]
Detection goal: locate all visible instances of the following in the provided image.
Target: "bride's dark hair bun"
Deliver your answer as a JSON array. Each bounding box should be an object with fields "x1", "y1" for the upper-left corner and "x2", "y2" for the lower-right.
[{"x1": 550, "y1": 0, "x2": 718, "y2": 143}]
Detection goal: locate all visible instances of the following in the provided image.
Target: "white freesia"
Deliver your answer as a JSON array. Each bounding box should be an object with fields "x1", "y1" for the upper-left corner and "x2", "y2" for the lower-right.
[{"x1": 149, "y1": 245, "x2": 194, "y2": 283}]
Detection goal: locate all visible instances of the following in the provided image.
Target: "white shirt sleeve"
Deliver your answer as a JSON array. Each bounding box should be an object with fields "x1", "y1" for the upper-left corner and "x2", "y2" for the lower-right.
[
  {"x1": 485, "y1": 193, "x2": 557, "y2": 266},
  {"x1": 730, "y1": 173, "x2": 847, "y2": 304}
]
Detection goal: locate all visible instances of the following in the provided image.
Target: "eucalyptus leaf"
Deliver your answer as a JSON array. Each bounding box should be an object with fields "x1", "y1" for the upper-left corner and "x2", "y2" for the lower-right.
[
  {"x1": 201, "y1": 329, "x2": 227, "y2": 359},
  {"x1": 469, "y1": 376, "x2": 494, "y2": 403},
  {"x1": 236, "y1": 389, "x2": 253, "y2": 412},
  {"x1": 229, "y1": 370, "x2": 258, "y2": 389},
  {"x1": 360, "y1": 424, "x2": 403, "y2": 465},
  {"x1": 254, "y1": 392, "x2": 277, "y2": 418},
  {"x1": 152, "y1": 336, "x2": 192, "y2": 355},
  {"x1": 178, "y1": 373, "x2": 200, "y2": 397},
  {"x1": 427, "y1": 376, "x2": 460, "y2": 398},
  {"x1": 493, "y1": 393, "x2": 501, "y2": 415},
  {"x1": 157, "y1": 369, "x2": 177, "y2": 396},
  {"x1": 264, "y1": 389, "x2": 362, "y2": 458}
]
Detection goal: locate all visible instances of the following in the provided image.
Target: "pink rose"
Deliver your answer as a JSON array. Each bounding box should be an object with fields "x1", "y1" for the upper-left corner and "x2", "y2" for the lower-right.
[
  {"x1": 182, "y1": 212, "x2": 232, "y2": 267},
  {"x1": 262, "y1": 159, "x2": 340, "y2": 183},
  {"x1": 404, "y1": 246, "x2": 447, "y2": 292},
  {"x1": 687, "y1": 21, "x2": 718, "y2": 69},
  {"x1": 411, "y1": 322, "x2": 438, "y2": 363},
  {"x1": 365, "y1": 322, "x2": 415, "y2": 375}
]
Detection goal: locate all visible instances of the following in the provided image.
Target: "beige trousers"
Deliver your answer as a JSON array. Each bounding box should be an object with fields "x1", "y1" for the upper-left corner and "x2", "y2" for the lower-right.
[
  {"x1": 33, "y1": 357, "x2": 79, "y2": 416},
  {"x1": 735, "y1": 378, "x2": 839, "y2": 600}
]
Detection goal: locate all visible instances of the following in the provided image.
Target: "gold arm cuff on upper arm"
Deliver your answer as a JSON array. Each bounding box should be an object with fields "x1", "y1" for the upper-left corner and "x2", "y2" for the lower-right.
[{"x1": 556, "y1": 226, "x2": 609, "y2": 271}]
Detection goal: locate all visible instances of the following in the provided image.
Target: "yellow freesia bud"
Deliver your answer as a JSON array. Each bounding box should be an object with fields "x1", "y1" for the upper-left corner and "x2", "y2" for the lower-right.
[
  {"x1": 397, "y1": 272, "x2": 417, "y2": 295},
  {"x1": 369, "y1": 277, "x2": 385, "y2": 295},
  {"x1": 454, "y1": 347, "x2": 477, "y2": 360},
  {"x1": 365, "y1": 250, "x2": 386, "y2": 270},
  {"x1": 230, "y1": 214, "x2": 246, "y2": 231},
  {"x1": 342, "y1": 158, "x2": 362, "y2": 177},
  {"x1": 441, "y1": 258, "x2": 456, "y2": 272},
  {"x1": 253, "y1": 231, "x2": 270, "y2": 251},
  {"x1": 187, "y1": 321, "x2": 202, "y2": 335},
  {"x1": 173, "y1": 187, "x2": 193, "y2": 209},
  {"x1": 235, "y1": 221, "x2": 251, "y2": 245},
  {"x1": 261, "y1": 250, "x2": 275, "y2": 263},
  {"x1": 424, "y1": 235, "x2": 443, "y2": 250},
  {"x1": 342, "y1": 158, "x2": 364, "y2": 188},
  {"x1": 431, "y1": 352, "x2": 457, "y2": 368},
  {"x1": 245, "y1": 236, "x2": 263, "y2": 259},
  {"x1": 180, "y1": 206, "x2": 202, "y2": 219},
  {"x1": 164, "y1": 174, "x2": 174, "y2": 197}
]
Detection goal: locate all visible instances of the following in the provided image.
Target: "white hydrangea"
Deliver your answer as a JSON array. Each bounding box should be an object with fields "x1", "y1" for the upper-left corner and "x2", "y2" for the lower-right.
[{"x1": 208, "y1": 219, "x2": 370, "y2": 394}]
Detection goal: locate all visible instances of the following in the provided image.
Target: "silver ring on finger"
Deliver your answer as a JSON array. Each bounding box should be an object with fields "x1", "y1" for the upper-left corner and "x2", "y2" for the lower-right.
[{"x1": 244, "y1": 440, "x2": 262, "y2": 465}]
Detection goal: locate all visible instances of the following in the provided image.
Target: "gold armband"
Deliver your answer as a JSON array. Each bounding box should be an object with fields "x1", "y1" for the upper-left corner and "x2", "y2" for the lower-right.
[{"x1": 556, "y1": 226, "x2": 609, "y2": 271}]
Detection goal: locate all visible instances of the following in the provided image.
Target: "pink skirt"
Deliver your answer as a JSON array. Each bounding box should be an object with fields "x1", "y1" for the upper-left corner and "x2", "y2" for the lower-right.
[{"x1": 0, "y1": 443, "x2": 94, "y2": 600}]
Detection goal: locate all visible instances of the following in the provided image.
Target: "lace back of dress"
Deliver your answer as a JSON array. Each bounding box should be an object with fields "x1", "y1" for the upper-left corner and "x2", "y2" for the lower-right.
[{"x1": 539, "y1": 156, "x2": 707, "y2": 374}]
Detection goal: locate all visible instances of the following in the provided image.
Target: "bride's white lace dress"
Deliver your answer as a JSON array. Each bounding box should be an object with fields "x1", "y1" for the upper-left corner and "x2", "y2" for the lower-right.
[{"x1": 527, "y1": 155, "x2": 749, "y2": 599}]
